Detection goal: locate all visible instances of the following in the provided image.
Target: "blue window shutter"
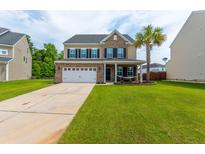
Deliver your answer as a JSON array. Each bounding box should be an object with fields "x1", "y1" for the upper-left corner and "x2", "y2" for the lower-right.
[
  {"x1": 123, "y1": 67, "x2": 127, "y2": 77},
  {"x1": 89, "y1": 49, "x2": 92, "y2": 58},
  {"x1": 87, "y1": 49, "x2": 89, "y2": 58},
  {"x1": 75, "y1": 49, "x2": 78, "y2": 58},
  {"x1": 133, "y1": 67, "x2": 136, "y2": 76},
  {"x1": 124, "y1": 48, "x2": 126, "y2": 58},
  {"x1": 67, "y1": 49, "x2": 70, "y2": 58},
  {"x1": 113, "y1": 48, "x2": 117, "y2": 58},
  {"x1": 97, "y1": 49, "x2": 100, "y2": 58},
  {"x1": 78, "y1": 49, "x2": 81, "y2": 58},
  {"x1": 104, "y1": 48, "x2": 107, "y2": 58}
]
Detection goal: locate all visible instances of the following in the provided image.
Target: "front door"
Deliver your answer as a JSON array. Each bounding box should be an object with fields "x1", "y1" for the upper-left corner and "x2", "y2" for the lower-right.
[{"x1": 106, "y1": 67, "x2": 111, "y2": 81}]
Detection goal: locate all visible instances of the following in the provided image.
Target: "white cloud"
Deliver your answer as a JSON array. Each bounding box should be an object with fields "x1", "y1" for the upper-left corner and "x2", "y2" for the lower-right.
[{"x1": 0, "y1": 10, "x2": 191, "y2": 63}]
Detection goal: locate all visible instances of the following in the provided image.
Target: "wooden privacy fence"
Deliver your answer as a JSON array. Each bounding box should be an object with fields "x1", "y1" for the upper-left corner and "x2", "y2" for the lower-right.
[{"x1": 142, "y1": 72, "x2": 166, "y2": 81}]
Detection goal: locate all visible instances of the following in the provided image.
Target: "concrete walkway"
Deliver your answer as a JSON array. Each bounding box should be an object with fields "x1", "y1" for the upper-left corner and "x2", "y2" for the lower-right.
[{"x1": 0, "y1": 83, "x2": 94, "y2": 144}]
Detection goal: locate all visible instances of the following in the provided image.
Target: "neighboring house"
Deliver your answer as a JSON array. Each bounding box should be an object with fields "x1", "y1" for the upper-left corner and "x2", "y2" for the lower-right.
[
  {"x1": 55, "y1": 30, "x2": 145, "y2": 83},
  {"x1": 0, "y1": 27, "x2": 32, "y2": 81},
  {"x1": 167, "y1": 11, "x2": 205, "y2": 81},
  {"x1": 141, "y1": 63, "x2": 165, "y2": 74}
]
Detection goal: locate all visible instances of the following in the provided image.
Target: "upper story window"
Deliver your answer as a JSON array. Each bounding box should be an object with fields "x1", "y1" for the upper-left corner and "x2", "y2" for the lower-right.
[
  {"x1": 127, "y1": 67, "x2": 134, "y2": 76},
  {"x1": 117, "y1": 48, "x2": 124, "y2": 58},
  {"x1": 91, "y1": 48, "x2": 98, "y2": 58},
  {"x1": 113, "y1": 35, "x2": 117, "y2": 40},
  {"x1": 106, "y1": 48, "x2": 113, "y2": 58},
  {"x1": 69, "y1": 48, "x2": 76, "y2": 58},
  {"x1": 80, "y1": 48, "x2": 87, "y2": 58},
  {"x1": 117, "y1": 66, "x2": 123, "y2": 76},
  {"x1": 0, "y1": 49, "x2": 8, "y2": 55}
]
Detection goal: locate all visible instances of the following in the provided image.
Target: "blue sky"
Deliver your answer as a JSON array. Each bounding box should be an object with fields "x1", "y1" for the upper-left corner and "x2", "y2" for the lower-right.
[{"x1": 0, "y1": 10, "x2": 191, "y2": 63}]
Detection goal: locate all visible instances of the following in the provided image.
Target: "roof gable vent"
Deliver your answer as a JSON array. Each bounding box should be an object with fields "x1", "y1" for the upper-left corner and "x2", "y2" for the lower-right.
[{"x1": 113, "y1": 35, "x2": 117, "y2": 40}]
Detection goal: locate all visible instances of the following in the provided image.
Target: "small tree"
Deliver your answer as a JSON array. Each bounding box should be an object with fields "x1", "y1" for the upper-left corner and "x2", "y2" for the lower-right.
[
  {"x1": 58, "y1": 51, "x2": 64, "y2": 60},
  {"x1": 134, "y1": 25, "x2": 166, "y2": 82},
  {"x1": 32, "y1": 43, "x2": 58, "y2": 79},
  {"x1": 26, "y1": 35, "x2": 35, "y2": 54}
]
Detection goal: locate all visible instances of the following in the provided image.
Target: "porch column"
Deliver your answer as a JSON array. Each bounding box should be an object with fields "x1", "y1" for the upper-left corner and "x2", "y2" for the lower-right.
[
  {"x1": 104, "y1": 63, "x2": 106, "y2": 83},
  {"x1": 136, "y1": 65, "x2": 138, "y2": 83},
  {"x1": 114, "y1": 63, "x2": 117, "y2": 83},
  {"x1": 140, "y1": 64, "x2": 143, "y2": 83}
]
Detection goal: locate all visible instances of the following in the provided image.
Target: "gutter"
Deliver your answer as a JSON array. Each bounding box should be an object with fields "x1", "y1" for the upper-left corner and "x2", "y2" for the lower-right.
[
  {"x1": 54, "y1": 59, "x2": 146, "y2": 64},
  {"x1": 0, "y1": 44, "x2": 13, "y2": 47}
]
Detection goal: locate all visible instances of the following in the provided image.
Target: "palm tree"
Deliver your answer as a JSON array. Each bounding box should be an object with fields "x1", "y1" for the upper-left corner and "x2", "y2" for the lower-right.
[{"x1": 134, "y1": 25, "x2": 166, "y2": 82}]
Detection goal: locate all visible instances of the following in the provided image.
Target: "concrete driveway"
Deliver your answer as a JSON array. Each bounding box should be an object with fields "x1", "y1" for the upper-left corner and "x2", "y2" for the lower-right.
[{"x1": 0, "y1": 83, "x2": 94, "y2": 144}]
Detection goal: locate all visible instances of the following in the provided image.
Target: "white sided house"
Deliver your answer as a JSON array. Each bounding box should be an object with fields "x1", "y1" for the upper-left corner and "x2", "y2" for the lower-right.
[
  {"x1": 0, "y1": 27, "x2": 32, "y2": 81},
  {"x1": 166, "y1": 11, "x2": 205, "y2": 81}
]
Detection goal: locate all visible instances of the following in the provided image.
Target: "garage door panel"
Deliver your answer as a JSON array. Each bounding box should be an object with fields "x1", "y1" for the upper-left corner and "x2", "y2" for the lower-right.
[{"x1": 63, "y1": 67, "x2": 96, "y2": 83}]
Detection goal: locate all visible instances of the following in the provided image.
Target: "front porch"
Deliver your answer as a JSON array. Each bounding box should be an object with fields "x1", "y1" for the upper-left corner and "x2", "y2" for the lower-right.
[{"x1": 103, "y1": 61, "x2": 144, "y2": 84}]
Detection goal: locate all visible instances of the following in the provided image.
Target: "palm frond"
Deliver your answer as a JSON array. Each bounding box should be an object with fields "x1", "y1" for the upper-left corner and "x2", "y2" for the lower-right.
[
  {"x1": 143, "y1": 24, "x2": 154, "y2": 43},
  {"x1": 153, "y1": 27, "x2": 166, "y2": 46},
  {"x1": 134, "y1": 33, "x2": 145, "y2": 48}
]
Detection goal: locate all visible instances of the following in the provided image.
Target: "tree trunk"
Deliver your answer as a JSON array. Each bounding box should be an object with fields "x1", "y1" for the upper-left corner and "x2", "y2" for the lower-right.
[{"x1": 146, "y1": 44, "x2": 151, "y2": 82}]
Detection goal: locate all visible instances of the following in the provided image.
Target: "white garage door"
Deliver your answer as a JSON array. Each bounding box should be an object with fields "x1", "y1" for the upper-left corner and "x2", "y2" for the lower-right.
[{"x1": 63, "y1": 67, "x2": 97, "y2": 83}]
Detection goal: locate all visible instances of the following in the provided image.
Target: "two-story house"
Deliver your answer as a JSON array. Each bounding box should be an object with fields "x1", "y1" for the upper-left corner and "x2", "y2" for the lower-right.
[
  {"x1": 55, "y1": 30, "x2": 145, "y2": 83},
  {"x1": 0, "y1": 27, "x2": 32, "y2": 81}
]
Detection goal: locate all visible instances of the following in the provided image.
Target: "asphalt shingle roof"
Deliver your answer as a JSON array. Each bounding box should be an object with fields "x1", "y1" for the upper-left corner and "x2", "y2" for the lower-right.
[
  {"x1": 0, "y1": 57, "x2": 13, "y2": 63},
  {"x1": 0, "y1": 27, "x2": 9, "y2": 34},
  {"x1": 0, "y1": 28, "x2": 25, "y2": 46},
  {"x1": 64, "y1": 34, "x2": 135, "y2": 44}
]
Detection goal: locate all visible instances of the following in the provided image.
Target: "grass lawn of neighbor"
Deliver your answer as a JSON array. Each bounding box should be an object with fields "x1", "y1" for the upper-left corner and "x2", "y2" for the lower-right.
[
  {"x1": 59, "y1": 81, "x2": 205, "y2": 144},
  {"x1": 0, "y1": 79, "x2": 53, "y2": 101}
]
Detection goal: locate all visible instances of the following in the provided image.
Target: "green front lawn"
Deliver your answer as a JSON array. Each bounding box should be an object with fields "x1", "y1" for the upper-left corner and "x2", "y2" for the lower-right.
[
  {"x1": 59, "y1": 81, "x2": 205, "y2": 144},
  {"x1": 0, "y1": 80, "x2": 53, "y2": 101}
]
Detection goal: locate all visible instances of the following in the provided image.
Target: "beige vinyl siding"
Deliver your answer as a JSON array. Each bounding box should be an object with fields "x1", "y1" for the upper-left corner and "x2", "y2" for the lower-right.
[
  {"x1": 127, "y1": 45, "x2": 136, "y2": 59},
  {"x1": 8, "y1": 36, "x2": 32, "y2": 80},
  {"x1": 167, "y1": 11, "x2": 205, "y2": 81}
]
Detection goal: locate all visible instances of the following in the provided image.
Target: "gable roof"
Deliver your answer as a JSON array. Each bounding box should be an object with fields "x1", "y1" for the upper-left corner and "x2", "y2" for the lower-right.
[
  {"x1": 100, "y1": 29, "x2": 131, "y2": 43},
  {"x1": 64, "y1": 30, "x2": 135, "y2": 44},
  {"x1": 0, "y1": 27, "x2": 25, "y2": 46},
  {"x1": 142, "y1": 63, "x2": 165, "y2": 69}
]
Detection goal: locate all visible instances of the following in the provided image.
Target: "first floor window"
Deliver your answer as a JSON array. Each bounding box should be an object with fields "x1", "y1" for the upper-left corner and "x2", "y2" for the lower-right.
[
  {"x1": 107, "y1": 48, "x2": 113, "y2": 58},
  {"x1": 80, "y1": 48, "x2": 87, "y2": 58},
  {"x1": 117, "y1": 66, "x2": 123, "y2": 76},
  {"x1": 91, "y1": 48, "x2": 98, "y2": 58},
  {"x1": 117, "y1": 48, "x2": 124, "y2": 58},
  {"x1": 69, "y1": 48, "x2": 76, "y2": 58},
  {"x1": 0, "y1": 49, "x2": 8, "y2": 55},
  {"x1": 127, "y1": 67, "x2": 133, "y2": 76}
]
